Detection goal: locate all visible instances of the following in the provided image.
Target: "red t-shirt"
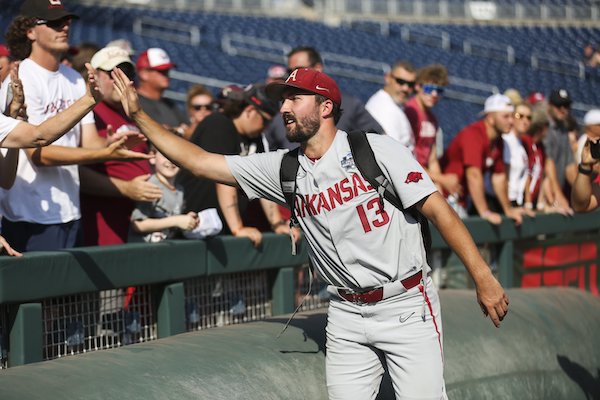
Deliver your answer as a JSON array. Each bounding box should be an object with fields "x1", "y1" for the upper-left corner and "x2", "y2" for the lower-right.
[
  {"x1": 521, "y1": 134, "x2": 546, "y2": 202},
  {"x1": 441, "y1": 120, "x2": 504, "y2": 201},
  {"x1": 80, "y1": 102, "x2": 152, "y2": 246},
  {"x1": 404, "y1": 97, "x2": 438, "y2": 167}
]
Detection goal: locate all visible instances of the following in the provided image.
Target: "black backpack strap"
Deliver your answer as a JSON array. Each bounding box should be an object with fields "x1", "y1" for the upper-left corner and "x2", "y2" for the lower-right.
[
  {"x1": 280, "y1": 147, "x2": 301, "y2": 227},
  {"x1": 346, "y1": 130, "x2": 432, "y2": 260},
  {"x1": 347, "y1": 130, "x2": 403, "y2": 211}
]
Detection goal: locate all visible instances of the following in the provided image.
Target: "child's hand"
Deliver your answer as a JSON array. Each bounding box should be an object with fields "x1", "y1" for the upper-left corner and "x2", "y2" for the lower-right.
[{"x1": 177, "y1": 212, "x2": 199, "y2": 231}]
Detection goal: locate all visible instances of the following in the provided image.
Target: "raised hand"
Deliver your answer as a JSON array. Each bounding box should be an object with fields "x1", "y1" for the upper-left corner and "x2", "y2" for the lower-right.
[
  {"x1": 123, "y1": 174, "x2": 163, "y2": 202},
  {"x1": 84, "y1": 63, "x2": 103, "y2": 104},
  {"x1": 105, "y1": 124, "x2": 146, "y2": 149},
  {"x1": 111, "y1": 67, "x2": 140, "y2": 117},
  {"x1": 7, "y1": 62, "x2": 26, "y2": 120},
  {"x1": 102, "y1": 136, "x2": 152, "y2": 161}
]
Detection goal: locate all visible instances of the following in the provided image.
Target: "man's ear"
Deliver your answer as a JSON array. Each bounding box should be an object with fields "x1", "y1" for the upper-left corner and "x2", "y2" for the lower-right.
[
  {"x1": 137, "y1": 69, "x2": 150, "y2": 82},
  {"x1": 149, "y1": 150, "x2": 156, "y2": 165},
  {"x1": 26, "y1": 27, "x2": 36, "y2": 42},
  {"x1": 320, "y1": 99, "x2": 334, "y2": 119},
  {"x1": 383, "y1": 71, "x2": 393, "y2": 87}
]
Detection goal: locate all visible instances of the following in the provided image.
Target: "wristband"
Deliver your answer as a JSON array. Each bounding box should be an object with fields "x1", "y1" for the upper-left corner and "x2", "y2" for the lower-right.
[
  {"x1": 524, "y1": 202, "x2": 533, "y2": 210},
  {"x1": 578, "y1": 163, "x2": 594, "y2": 176},
  {"x1": 481, "y1": 210, "x2": 492, "y2": 218}
]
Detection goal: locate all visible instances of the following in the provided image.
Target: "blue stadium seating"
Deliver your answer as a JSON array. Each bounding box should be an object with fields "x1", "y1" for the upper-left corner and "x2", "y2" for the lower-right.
[{"x1": 1, "y1": 3, "x2": 598, "y2": 143}]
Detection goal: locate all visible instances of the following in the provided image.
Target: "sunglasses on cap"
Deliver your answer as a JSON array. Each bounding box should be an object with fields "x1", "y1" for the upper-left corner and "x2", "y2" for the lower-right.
[
  {"x1": 191, "y1": 104, "x2": 213, "y2": 111},
  {"x1": 392, "y1": 76, "x2": 416, "y2": 88},
  {"x1": 36, "y1": 17, "x2": 71, "y2": 30},
  {"x1": 422, "y1": 84, "x2": 445, "y2": 96}
]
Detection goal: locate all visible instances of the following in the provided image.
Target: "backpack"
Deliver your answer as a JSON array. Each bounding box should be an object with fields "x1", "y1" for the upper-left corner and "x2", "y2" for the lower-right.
[{"x1": 280, "y1": 130, "x2": 432, "y2": 258}]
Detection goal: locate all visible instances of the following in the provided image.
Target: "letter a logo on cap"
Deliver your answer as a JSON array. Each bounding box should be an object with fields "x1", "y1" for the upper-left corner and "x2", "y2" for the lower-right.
[{"x1": 287, "y1": 69, "x2": 298, "y2": 82}]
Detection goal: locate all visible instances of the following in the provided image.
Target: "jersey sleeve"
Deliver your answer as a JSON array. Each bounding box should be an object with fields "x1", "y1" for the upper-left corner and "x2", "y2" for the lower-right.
[
  {"x1": 225, "y1": 150, "x2": 287, "y2": 205},
  {"x1": 367, "y1": 134, "x2": 438, "y2": 208}
]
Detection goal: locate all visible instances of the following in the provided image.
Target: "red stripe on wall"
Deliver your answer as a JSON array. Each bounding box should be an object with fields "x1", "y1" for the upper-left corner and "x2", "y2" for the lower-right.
[
  {"x1": 544, "y1": 244, "x2": 579, "y2": 267},
  {"x1": 521, "y1": 273, "x2": 541, "y2": 288},
  {"x1": 523, "y1": 247, "x2": 544, "y2": 268},
  {"x1": 580, "y1": 243, "x2": 597, "y2": 261},
  {"x1": 543, "y1": 270, "x2": 563, "y2": 286},
  {"x1": 590, "y1": 264, "x2": 599, "y2": 296}
]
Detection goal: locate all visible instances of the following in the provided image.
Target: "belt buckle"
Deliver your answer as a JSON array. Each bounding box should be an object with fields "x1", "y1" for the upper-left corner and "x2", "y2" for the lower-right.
[{"x1": 350, "y1": 293, "x2": 367, "y2": 305}]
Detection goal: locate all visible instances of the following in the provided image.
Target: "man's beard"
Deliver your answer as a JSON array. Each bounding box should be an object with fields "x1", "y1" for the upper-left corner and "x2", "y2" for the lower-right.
[{"x1": 284, "y1": 110, "x2": 321, "y2": 143}]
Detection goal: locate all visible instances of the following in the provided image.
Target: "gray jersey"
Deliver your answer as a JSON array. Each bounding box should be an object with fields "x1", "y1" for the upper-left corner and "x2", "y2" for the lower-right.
[{"x1": 226, "y1": 131, "x2": 437, "y2": 290}]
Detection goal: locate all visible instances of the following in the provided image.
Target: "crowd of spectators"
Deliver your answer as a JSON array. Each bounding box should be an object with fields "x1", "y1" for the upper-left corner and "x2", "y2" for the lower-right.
[{"x1": 0, "y1": 0, "x2": 598, "y2": 261}]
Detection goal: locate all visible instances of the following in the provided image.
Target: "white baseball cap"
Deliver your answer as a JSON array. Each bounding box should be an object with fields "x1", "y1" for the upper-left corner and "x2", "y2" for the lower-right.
[
  {"x1": 91, "y1": 46, "x2": 133, "y2": 71},
  {"x1": 136, "y1": 48, "x2": 176, "y2": 71},
  {"x1": 583, "y1": 109, "x2": 600, "y2": 126},
  {"x1": 483, "y1": 94, "x2": 515, "y2": 114}
]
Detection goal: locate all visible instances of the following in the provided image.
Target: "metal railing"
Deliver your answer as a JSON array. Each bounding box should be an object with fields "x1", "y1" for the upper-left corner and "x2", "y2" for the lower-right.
[
  {"x1": 133, "y1": 16, "x2": 201, "y2": 46},
  {"x1": 531, "y1": 52, "x2": 587, "y2": 80},
  {"x1": 463, "y1": 39, "x2": 515, "y2": 65},
  {"x1": 400, "y1": 26, "x2": 451, "y2": 50}
]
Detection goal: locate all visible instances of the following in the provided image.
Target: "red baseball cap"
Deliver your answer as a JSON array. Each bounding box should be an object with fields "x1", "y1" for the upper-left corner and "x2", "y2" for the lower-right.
[
  {"x1": 136, "y1": 48, "x2": 176, "y2": 71},
  {"x1": 527, "y1": 91, "x2": 545, "y2": 105},
  {"x1": 266, "y1": 68, "x2": 341, "y2": 106},
  {"x1": 0, "y1": 45, "x2": 9, "y2": 58}
]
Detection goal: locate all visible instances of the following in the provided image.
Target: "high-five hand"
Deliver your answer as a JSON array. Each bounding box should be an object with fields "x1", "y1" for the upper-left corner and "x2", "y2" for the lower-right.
[
  {"x1": 8, "y1": 62, "x2": 26, "y2": 120},
  {"x1": 111, "y1": 68, "x2": 141, "y2": 117},
  {"x1": 84, "y1": 63, "x2": 103, "y2": 104}
]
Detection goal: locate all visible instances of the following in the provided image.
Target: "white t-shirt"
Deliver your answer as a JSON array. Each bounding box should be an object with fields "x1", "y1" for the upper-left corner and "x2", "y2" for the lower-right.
[
  {"x1": 365, "y1": 89, "x2": 414, "y2": 151},
  {"x1": 0, "y1": 114, "x2": 21, "y2": 144},
  {"x1": 502, "y1": 132, "x2": 529, "y2": 205},
  {"x1": 0, "y1": 58, "x2": 94, "y2": 224},
  {"x1": 226, "y1": 131, "x2": 437, "y2": 290}
]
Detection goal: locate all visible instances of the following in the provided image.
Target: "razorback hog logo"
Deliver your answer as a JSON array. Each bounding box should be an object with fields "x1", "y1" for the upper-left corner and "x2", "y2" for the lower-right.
[{"x1": 405, "y1": 171, "x2": 423, "y2": 184}]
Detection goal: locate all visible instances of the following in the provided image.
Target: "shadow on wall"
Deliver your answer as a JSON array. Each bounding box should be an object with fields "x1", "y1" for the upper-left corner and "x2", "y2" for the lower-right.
[
  {"x1": 266, "y1": 312, "x2": 396, "y2": 400},
  {"x1": 557, "y1": 355, "x2": 600, "y2": 400}
]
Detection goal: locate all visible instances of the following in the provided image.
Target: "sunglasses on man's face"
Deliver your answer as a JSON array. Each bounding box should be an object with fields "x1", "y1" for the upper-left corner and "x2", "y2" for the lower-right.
[
  {"x1": 392, "y1": 76, "x2": 416, "y2": 88},
  {"x1": 36, "y1": 17, "x2": 71, "y2": 30},
  {"x1": 421, "y1": 84, "x2": 445, "y2": 96},
  {"x1": 191, "y1": 104, "x2": 213, "y2": 111},
  {"x1": 514, "y1": 112, "x2": 532, "y2": 121}
]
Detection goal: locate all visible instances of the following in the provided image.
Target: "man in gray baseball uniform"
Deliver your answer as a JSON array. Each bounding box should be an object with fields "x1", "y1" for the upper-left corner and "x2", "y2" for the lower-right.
[{"x1": 112, "y1": 67, "x2": 509, "y2": 400}]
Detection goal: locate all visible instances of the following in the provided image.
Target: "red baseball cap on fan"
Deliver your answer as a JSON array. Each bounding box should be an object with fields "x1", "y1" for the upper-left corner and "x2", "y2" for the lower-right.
[
  {"x1": 136, "y1": 48, "x2": 176, "y2": 71},
  {"x1": 266, "y1": 68, "x2": 341, "y2": 106}
]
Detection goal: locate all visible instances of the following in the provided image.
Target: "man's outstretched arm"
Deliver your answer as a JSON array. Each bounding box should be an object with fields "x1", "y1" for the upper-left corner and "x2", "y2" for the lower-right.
[
  {"x1": 416, "y1": 191, "x2": 509, "y2": 328},
  {"x1": 111, "y1": 68, "x2": 236, "y2": 187}
]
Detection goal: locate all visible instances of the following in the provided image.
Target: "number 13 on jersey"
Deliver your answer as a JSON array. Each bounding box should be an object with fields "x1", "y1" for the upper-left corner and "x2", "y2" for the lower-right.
[{"x1": 356, "y1": 198, "x2": 390, "y2": 233}]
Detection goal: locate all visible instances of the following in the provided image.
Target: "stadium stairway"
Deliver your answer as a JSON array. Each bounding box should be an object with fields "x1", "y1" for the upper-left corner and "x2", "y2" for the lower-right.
[{"x1": 0, "y1": 288, "x2": 598, "y2": 400}]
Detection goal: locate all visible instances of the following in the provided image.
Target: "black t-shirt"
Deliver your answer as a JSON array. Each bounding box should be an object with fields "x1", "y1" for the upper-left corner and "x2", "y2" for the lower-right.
[
  {"x1": 139, "y1": 95, "x2": 188, "y2": 128},
  {"x1": 176, "y1": 112, "x2": 265, "y2": 233}
]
